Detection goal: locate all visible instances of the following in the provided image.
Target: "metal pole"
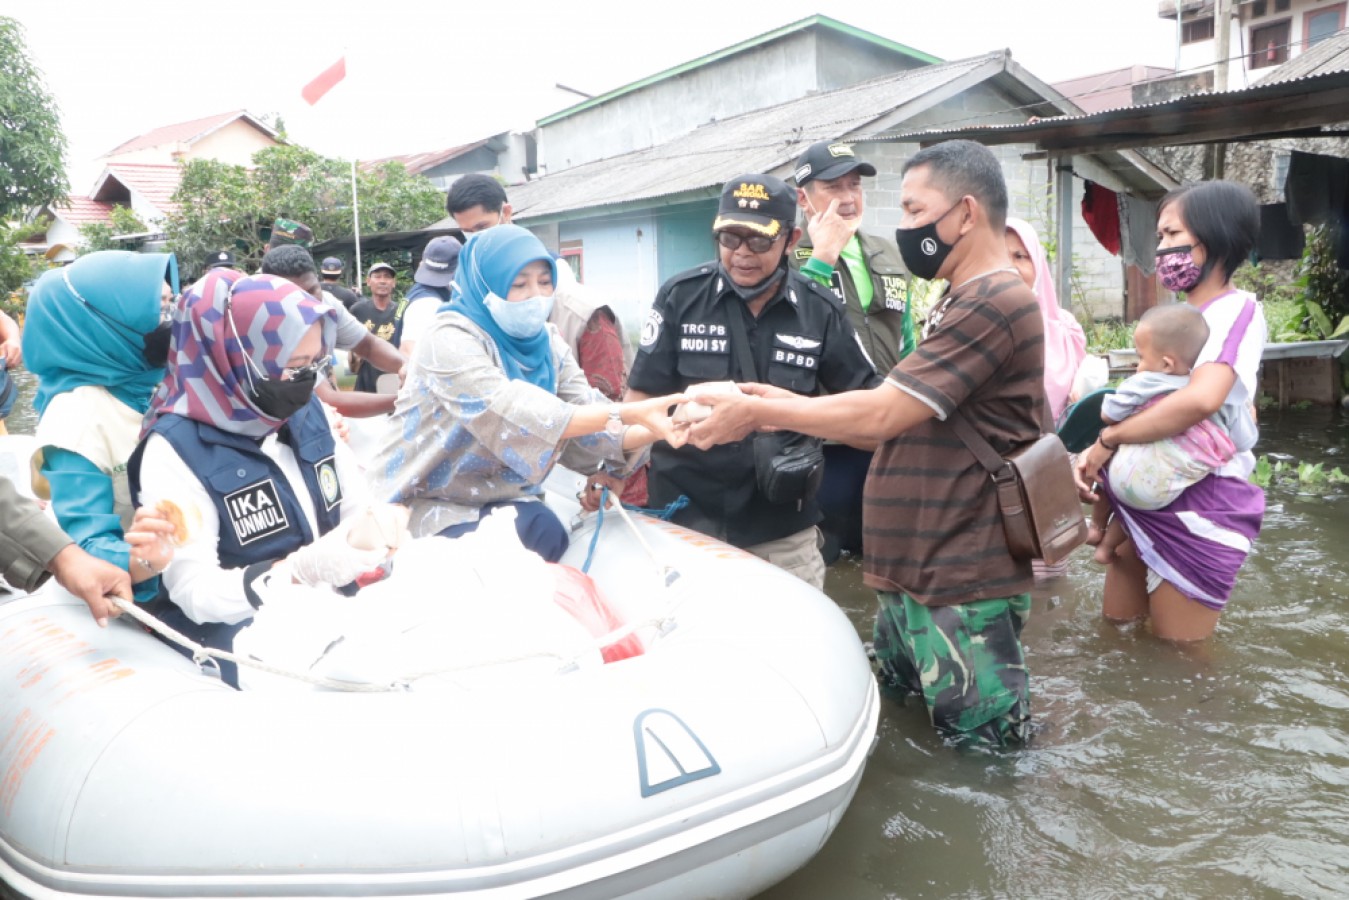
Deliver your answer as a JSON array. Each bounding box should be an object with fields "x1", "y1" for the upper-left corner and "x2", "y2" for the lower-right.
[
  {"x1": 1175, "y1": 0, "x2": 1183, "y2": 72},
  {"x1": 1054, "y1": 159, "x2": 1074, "y2": 313},
  {"x1": 351, "y1": 159, "x2": 363, "y2": 285},
  {"x1": 1211, "y1": 0, "x2": 1232, "y2": 178}
]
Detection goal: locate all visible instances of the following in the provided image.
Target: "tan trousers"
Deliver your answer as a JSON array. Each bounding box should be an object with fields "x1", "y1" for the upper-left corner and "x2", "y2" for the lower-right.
[{"x1": 746, "y1": 526, "x2": 826, "y2": 591}]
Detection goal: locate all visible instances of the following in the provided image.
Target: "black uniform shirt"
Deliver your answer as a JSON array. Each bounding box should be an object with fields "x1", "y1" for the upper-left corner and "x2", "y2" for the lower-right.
[{"x1": 629, "y1": 262, "x2": 880, "y2": 548}]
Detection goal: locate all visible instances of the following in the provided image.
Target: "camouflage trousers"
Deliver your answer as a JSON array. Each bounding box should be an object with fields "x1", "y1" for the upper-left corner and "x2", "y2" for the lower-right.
[{"x1": 873, "y1": 591, "x2": 1032, "y2": 748}]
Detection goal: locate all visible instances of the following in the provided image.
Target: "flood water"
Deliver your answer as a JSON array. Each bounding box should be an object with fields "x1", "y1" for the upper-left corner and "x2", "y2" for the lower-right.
[
  {"x1": 764, "y1": 406, "x2": 1349, "y2": 900},
  {"x1": 6, "y1": 372, "x2": 1347, "y2": 898}
]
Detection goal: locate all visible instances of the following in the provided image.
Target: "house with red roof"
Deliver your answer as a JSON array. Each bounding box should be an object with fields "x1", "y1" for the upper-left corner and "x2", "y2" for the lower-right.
[{"x1": 27, "y1": 111, "x2": 281, "y2": 261}]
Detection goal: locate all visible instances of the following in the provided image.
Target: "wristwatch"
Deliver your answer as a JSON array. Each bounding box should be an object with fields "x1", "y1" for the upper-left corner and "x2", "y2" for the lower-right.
[{"x1": 605, "y1": 404, "x2": 625, "y2": 436}]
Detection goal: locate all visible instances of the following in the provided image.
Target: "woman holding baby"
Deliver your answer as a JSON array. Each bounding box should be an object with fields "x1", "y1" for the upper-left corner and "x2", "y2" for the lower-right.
[{"x1": 1074, "y1": 181, "x2": 1267, "y2": 642}]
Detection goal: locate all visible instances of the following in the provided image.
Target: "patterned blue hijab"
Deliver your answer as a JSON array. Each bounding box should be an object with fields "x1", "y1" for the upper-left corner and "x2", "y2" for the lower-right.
[
  {"x1": 444, "y1": 225, "x2": 558, "y2": 394},
  {"x1": 24, "y1": 251, "x2": 179, "y2": 416}
]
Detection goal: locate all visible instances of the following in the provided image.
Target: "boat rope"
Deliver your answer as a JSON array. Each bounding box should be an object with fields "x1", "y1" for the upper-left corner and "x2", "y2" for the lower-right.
[
  {"x1": 581, "y1": 489, "x2": 684, "y2": 589},
  {"x1": 110, "y1": 592, "x2": 679, "y2": 691},
  {"x1": 111, "y1": 597, "x2": 400, "y2": 692}
]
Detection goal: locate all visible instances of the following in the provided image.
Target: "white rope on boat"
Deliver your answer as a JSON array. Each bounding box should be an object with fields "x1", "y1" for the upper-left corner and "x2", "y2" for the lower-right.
[
  {"x1": 111, "y1": 597, "x2": 400, "y2": 692},
  {"x1": 110, "y1": 591, "x2": 679, "y2": 690},
  {"x1": 611, "y1": 499, "x2": 682, "y2": 588}
]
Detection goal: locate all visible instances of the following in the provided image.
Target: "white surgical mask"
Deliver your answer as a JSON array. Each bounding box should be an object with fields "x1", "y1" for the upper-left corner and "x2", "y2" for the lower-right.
[{"x1": 485, "y1": 291, "x2": 554, "y2": 339}]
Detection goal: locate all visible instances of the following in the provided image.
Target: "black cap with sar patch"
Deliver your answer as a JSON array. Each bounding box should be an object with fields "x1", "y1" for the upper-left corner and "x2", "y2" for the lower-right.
[{"x1": 713, "y1": 174, "x2": 797, "y2": 238}]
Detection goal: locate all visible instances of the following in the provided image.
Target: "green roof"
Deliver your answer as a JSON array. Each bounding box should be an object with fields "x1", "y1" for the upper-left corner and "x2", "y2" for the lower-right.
[{"x1": 536, "y1": 14, "x2": 942, "y2": 126}]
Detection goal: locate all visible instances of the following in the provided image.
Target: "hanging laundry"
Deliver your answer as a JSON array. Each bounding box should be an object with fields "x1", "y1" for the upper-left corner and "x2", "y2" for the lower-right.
[
  {"x1": 1119, "y1": 194, "x2": 1159, "y2": 274},
  {"x1": 1284, "y1": 151, "x2": 1349, "y2": 228},
  {"x1": 1257, "y1": 204, "x2": 1304, "y2": 261},
  {"x1": 1081, "y1": 181, "x2": 1121, "y2": 255}
]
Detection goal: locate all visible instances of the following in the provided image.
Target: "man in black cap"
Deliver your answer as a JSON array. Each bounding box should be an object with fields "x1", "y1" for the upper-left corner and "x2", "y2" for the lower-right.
[
  {"x1": 625, "y1": 174, "x2": 879, "y2": 589},
  {"x1": 319, "y1": 257, "x2": 360, "y2": 310},
  {"x1": 204, "y1": 249, "x2": 236, "y2": 272},
  {"x1": 792, "y1": 141, "x2": 913, "y2": 372},
  {"x1": 792, "y1": 140, "x2": 915, "y2": 561},
  {"x1": 394, "y1": 235, "x2": 462, "y2": 359}
]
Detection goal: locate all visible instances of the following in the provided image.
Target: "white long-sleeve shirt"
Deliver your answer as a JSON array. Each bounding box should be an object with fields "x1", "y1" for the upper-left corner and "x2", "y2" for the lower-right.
[{"x1": 137, "y1": 417, "x2": 369, "y2": 625}]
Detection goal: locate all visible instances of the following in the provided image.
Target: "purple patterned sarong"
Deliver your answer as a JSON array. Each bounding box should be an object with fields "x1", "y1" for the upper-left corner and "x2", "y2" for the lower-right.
[{"x1": 1103, "y1": 471, "x2": 1264, "y2": 610}]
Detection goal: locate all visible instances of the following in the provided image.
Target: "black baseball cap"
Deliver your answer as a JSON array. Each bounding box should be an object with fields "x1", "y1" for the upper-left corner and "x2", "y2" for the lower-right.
[
  {"x1": 205, "y1": 249, "x2": 235, "y2": 270},
  {"x1": 713, "y1": 174, "x2": 797, "y2": 238},
  {"x1": 414, "y1": 235, "x2": 463, "y2": 287},
  {"x1": 367, "y1": 261, "x2": 396, "y2": 276},
  {"x1": 793, "y1": 141, "x2": 877, "y2": 187},
  {"x1": 320, "y1": 256, "x2": 344, "y2": 275}
]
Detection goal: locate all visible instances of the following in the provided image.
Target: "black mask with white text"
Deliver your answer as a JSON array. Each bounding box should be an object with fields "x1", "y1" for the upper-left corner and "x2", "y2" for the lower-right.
[{"x1": 895, "y1": 202, "x2": 964, "y2": 281}]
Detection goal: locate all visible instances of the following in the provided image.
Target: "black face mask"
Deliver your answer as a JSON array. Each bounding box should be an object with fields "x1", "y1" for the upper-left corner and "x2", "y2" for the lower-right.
[
  {"x1": 248, "y1": 369, "x2": 317, "y2": 420},
  {"x1": 895, "y1": 201, "x2": 965, "y2": 281},
  {"x1": 141, "y1": 322, "x2": 172, "y2": 368},
  {"x1": 717, "y1": 254, "x2": 789, "y2": 302}
]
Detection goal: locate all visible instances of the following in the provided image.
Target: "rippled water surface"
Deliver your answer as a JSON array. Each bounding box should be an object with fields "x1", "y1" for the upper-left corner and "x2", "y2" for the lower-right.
[{"x1": 764, "y1": 407, "x2": 1349, "y2": 900}]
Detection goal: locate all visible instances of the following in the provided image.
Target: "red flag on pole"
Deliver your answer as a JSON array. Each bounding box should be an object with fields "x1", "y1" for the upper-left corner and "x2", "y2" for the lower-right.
[{"x1": 301, "y1": 57, "x2": 346, "y2": 106}]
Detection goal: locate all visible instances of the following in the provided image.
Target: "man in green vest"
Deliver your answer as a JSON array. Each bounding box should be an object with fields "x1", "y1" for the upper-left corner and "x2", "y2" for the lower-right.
[{"x1": 791, "y1": 140, "x2": 916, "y2": 562}]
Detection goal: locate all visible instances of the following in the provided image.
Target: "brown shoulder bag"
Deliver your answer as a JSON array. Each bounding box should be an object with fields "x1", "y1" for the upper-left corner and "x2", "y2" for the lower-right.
[{"x1": 948, "y1": 411, "x2": 1088, "y2": 565}]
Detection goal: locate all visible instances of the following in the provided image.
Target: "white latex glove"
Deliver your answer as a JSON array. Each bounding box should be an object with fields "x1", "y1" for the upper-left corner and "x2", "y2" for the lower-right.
[{"x1": 286, "y1": 521, "x2": 388, "y2": 588}]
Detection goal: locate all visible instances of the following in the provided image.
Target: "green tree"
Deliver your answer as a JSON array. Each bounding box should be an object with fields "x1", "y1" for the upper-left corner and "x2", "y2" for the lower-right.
[
  {"x1": 0, "y1": 17, "x2": 68, "y2": 219},
  {"x1": 78, "y1": 206, "x2": 148, "y2": 253},
  {"x1": 165, "y1": 145, "x2": 445, "y2": 279}
]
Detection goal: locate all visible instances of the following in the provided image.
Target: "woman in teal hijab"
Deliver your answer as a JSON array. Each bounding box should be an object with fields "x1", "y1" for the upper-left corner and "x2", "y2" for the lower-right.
[
  {"x1": 24, "y1": 251, "x2": 180, "y2": 602},
  {"x1": 370, "y1": 225, "x2": 685, "y2": 560}
]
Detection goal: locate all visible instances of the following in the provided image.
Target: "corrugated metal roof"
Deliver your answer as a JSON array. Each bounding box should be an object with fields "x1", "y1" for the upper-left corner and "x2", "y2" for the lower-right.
[
  {"x1": 1255, "y1": 28, "x2": 1349, "y2": 85},
  {"x1": 513, "y1": 53, "x2": 1010, "y2": 221},
  {"x1": 872, "y1": 64, "x2": 1349, "y2": 166}
]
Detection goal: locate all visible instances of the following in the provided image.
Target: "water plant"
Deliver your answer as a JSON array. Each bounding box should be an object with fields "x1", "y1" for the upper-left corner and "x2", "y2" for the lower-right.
[{"x1": 1250, "y1": 454, "x2": 1349, "y2": 489}]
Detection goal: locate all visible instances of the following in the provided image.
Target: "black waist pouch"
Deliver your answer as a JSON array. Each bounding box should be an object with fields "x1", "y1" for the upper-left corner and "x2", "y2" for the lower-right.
[{"x1": 753, "y1": 431, "x2": 825, "y2": 507}]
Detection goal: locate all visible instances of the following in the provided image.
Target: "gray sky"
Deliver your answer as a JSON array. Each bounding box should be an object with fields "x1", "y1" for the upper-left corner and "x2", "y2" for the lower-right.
[{"x1": 5, "y1": 0, "x2": 1178, "y2": 192}]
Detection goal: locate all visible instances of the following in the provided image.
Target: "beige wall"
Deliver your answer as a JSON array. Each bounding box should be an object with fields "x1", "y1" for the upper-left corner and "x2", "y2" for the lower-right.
[
  {"x1": 186, "y1": 121, "x2": 277, "y2": 167},
  {"x1": 101, "y1": 120, "x2": 278, "y2": 168}
]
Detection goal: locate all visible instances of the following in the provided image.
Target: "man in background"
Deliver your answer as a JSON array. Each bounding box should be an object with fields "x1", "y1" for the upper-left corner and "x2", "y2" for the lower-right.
[
  {"x1": 791, "y1": 140, "x2": 915, "y2": 563},
  {"x1": 320, "y1": 257, "x2": 360, "y2": 310},
  {"x1": 395, "y1": 235, "x2": 461, "y2": 360},
  {"x1": 348, "y1": 262, "x2": 406, "y2": 393}
]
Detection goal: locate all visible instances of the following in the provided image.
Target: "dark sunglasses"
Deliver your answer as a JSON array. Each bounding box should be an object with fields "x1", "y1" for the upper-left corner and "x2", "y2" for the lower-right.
[{"x1": 716, "y1": 231, "x2": 780, "y2": 254}]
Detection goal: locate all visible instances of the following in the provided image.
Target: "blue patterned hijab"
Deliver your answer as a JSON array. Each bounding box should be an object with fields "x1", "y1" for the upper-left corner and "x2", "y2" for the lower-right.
[
  {"x1": 23, "y1": 251, "x2": 179, "y2": 416},
  {"x1": 445, "y1": 225, "x2": 558, "y2": 394}
]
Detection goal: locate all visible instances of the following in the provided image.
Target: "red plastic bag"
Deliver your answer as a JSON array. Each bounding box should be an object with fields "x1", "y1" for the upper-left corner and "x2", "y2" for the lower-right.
[{"x1": 549, "y1": 564, "x2": 644, "y2": 663}]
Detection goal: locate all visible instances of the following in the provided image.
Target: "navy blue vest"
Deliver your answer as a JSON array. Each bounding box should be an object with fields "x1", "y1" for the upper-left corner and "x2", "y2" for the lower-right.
[{"x1": 129, "y1": 397, "x2": 343, "y2": 570}]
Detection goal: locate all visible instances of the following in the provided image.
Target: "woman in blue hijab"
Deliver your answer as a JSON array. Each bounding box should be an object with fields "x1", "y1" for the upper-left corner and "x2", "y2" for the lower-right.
[
  {"x1": 24, "y1": 251, "x2": 181, "y2": 603},
  {"x1": 371, "y1": 225, "x2": 684, "y2": 560}
]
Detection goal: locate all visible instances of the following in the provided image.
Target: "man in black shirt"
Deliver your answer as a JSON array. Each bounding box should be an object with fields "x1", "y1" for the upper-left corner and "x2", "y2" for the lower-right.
[
  {"x1": 348, "y1": 262, "x2": 406, "y2": 393},
  {"x1": 319, "y1": 257, "x2": 360, "y2": 310},
  {"x1": 626, "y1": 174, "x2": 879, "y2": 589}
]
